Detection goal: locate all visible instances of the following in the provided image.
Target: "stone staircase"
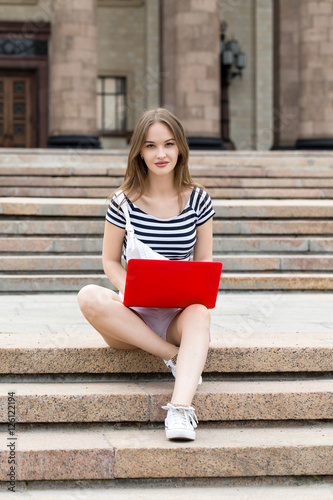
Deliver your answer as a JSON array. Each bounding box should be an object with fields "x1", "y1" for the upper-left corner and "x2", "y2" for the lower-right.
[
  {"x1": 0, "y1": 292, "x2": 333, "y2": 497},
  {"x1": 0, "y1": 149, "x2": 333, "y2": 497},
  {"x1": 0, "y1": 149, "x2": 333, "y2": 292}
]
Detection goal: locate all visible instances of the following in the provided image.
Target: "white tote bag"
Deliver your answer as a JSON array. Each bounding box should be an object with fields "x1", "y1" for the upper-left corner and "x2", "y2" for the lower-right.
[
  {"x1": 115, "y1": 192, "x2": 167, "y2": 302},
  {"x1": 116, "y1": 191, "x2": 168, "y2": 262}
]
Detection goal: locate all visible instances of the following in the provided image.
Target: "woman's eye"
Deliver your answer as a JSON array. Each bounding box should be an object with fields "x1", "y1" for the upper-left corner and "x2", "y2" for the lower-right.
[{"x1": 166, "y1": 142, "x2": 174, "y2": 147}]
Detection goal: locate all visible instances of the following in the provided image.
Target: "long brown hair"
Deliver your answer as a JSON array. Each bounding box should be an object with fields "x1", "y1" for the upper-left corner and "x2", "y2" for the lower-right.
[{"x1": 113, "y1": 108, "x2": 203, "y2": 210}]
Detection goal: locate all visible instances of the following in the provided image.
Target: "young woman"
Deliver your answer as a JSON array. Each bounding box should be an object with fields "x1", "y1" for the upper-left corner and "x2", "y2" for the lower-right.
[{"x1": 78, "y1": 108, "x2": 215, "y2": 441}]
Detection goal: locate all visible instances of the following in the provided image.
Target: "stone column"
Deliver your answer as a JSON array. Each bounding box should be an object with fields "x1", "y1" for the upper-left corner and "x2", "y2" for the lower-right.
[
  {"x1": 274, "y1": 0, "x2": 300, "y2": 149},
  {"x1": 145, "y1": 0, "x2": 160, "y2": 109},
  {"x1": 254, "y1": 0, "x2": 273, "y2": 150},
  {"x1": 296, "y1": 0, "x2": 333, "y2": 148},
  {"x1": 161, "y1": 0, "x2": 223, "y2": 149},
  {"x1": 48, "y1": 0, "x2": 99, "y2": 148}
]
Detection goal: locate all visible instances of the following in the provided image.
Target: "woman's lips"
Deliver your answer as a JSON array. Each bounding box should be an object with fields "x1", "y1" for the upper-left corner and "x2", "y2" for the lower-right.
[{"x1": 155, "y1": 162, "x2": 168, "y2": 167}]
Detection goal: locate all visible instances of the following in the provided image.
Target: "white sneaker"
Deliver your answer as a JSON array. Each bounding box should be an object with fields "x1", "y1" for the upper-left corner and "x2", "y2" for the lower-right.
[
  {"x1": 161, "y1": 403, "x2": 198, "y2": 440},
  {"x1": 163, "y1": 358, "x2": 202, "y2": 385}
]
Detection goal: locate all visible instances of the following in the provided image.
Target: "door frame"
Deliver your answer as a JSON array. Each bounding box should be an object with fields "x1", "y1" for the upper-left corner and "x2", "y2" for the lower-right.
[
  {"x1": 0, "y1": 69, "x2": 37, "y2": 147},
  {"x1": 0, "y1": 22, "x2": 50, "y2": 148}
]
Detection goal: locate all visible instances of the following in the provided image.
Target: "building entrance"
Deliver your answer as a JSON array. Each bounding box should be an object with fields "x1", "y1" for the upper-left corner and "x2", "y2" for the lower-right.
[{"x1": 0, "y1": 71, "x2": 35, "y2": 148}]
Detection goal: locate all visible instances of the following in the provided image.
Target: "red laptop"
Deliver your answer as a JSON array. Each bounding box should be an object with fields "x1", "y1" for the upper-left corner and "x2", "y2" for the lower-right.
[{"x1": 123, "y1": 259, "x2": 222, "y2": 309}]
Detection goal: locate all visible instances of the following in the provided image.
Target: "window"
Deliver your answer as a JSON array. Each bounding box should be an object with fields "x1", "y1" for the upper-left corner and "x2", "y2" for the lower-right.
[
  {"x1": 0, "y1": 39, "x2": 47, "y2": 56},
  {"x1": 97, "y1": 76, "x2": 127, "y2": 132}
]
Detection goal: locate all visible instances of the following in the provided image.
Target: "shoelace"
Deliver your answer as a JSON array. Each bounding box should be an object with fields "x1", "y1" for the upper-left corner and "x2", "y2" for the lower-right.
[
  {"x1": 163, "y1": 358, "x2": 177, "y2": 377},
  {"x1": 163, "y1": 358, "x2": 202, "y2": 385},
  {"x1": 161, "y1": 403, "x2": 198, "y2": 429}
]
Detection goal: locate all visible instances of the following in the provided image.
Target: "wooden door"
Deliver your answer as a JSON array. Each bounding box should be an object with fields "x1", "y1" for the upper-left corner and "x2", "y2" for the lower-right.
[{"x1": 0, "y1": 73, "x2": 35, "y2": 148}]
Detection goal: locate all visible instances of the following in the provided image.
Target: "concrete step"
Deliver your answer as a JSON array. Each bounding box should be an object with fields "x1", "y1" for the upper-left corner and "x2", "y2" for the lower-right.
[
  {"x1": 0, "y1": 219, "x2": 106, "y2": 235},
  {"x1": 0, "y1": 423, "x2": 332, "y2": 480},
  {"x1": 1, "y1": 483, "x2": 333, "y2": 500},
  {"x1": 216, "y1": 237, "x2": 332, "y2": 254},
  {"x1": 1, "y1": 148, "x2": 333, "y2": 171},
  {"x1": 1, "y1": 218, "x2": 333, "y2": 236},
  {"x1": 1, "y1": 272, "x2": 333, "y2": 292},
  {"x1": 2, "y1": 186, "x2": 333, "y2": 198},
  {"x1": 0, "y1": 255, "x2": 103, "y2": 271},
  {"x1": 205, "y1": 177, "x2": 333, "y2": 187},
  {"x1": 2, "y1": 236, "x2": 333, "y2": 253},
  {"x1": 2, "y1": 254, "x2": 333, "y2": 272},
  {"x1": 3, "y1": 328, "x2": 333, "y2": 373},
  {"x1": 2, "y1": 174, "x2": 333, "y2": 187},
  {"x1": 214, "y1": 237, "x2": 333, "y2": 252},
  {"x1": 213, "y1": 199, "x2": 333, "y2": 219},
  {"x1": 2, "y1": 163, "x2": 333, "y2": 177},
  {"x1": 0, "y1": 175, "x2": 123, "y2": 187},
  {"x1": 0, "y1": 236, "x2": 103, "y2": 253},
  {"x1": 1, "y1": 197, "x2": 333, "y2": 218},
  {"x1": 1, "y1": 293, "x2": 333, "y2": 374},
  {"x1": 213, "y1": 255, "x2": 333, "y2": 271},
  {"x1": 1, "y1": 379, "x2": 332, "y2": 423},
  {"x1": 214, "y1": 219, "x2": 333, "y2": 235}
]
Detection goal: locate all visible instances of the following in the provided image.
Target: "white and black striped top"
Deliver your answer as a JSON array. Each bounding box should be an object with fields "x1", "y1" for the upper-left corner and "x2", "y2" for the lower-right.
[{"x1": 105, "y1": 187, "x2": 215, "y2": 261}]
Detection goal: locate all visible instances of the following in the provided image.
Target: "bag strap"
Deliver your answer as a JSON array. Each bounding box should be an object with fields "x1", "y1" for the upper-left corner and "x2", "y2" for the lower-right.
[{"x1": 115, "y1": 191, "x2": 134, "y2": 233}]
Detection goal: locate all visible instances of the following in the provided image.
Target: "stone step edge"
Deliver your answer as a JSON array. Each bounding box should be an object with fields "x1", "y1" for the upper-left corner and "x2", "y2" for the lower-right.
[
  {"x1": 0, "y1": 424, "x2": 332, "y2": 481},
  {"x1": 1, "y1": 198, "x2": 333, "y2": 218},
  {"x1": 1, "y1": 219, "x2": 333, "y2": 234},
  {"x1": 1, "y1": 257, "x2": 333, "y2": 273},
  {"x1": 1, "y1": 253, "x2": 332, "y2": 261},
  {"x1": 2, "y1": 236, "x2": 333, "y2": 242},
  {"x1": 2, "y1": 189, "x2": 333, "y2": 199},
  {"x1": 1, "y1": 274, "x2": 333, "y2": 293},
  {"x1": 1, "y1": 379, "x2": 332, "y2": 423},
  {"x1": 1, "y1": 147, "x2": 333, "y2": 155},
  {"x1": 1, "y1": 272, "x2": 333, "y2": 276},
  {"x1": 1, "y1": 162, "x2": 333, "y2": 174},
  {"x1": 1, "y1": 252, "x2": 333, "y2": 256},
  {"x1": 2, "y1": 177, "x2": 333, "y2": 187},
  {"x1": 1, "y1": 340, "x2": 332, "y2": 374},
  {"x1": 0, "y1": 483, "x2": 332, "y2": 500}
]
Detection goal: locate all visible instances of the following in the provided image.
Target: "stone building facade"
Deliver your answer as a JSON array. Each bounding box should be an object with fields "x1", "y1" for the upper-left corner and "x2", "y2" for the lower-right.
[
  {"x1": 0, "y1": 0, "x2": 331, "y2": 150},
  {"x1": 275, "y1": 0, "x2": 333, "y2": 149}
]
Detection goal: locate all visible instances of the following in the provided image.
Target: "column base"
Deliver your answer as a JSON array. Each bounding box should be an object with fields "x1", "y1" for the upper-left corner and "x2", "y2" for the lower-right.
[
  {"x1": 47, "y1": 135, "x2": 101, "y2": 149},
  {"x1": 221, "y1": 137, "x2": 236, "y2": 151},
  {"x1": 295, "y1": 138, "x2": 333, "y2": 150},
  {"x1": 186, "y1": 136, "x2": 226, "y2": 150}
]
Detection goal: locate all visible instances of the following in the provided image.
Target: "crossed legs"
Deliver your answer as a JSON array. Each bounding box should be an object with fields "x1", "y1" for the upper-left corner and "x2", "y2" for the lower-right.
[{"x1": 77, "y1": 284, "x2": 210, "y2": 407}]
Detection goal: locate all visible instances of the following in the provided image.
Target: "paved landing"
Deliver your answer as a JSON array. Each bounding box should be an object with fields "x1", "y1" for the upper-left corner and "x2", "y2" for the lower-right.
[{"x1": 1, "y1": 292, "x2": 332, "y2": 340}]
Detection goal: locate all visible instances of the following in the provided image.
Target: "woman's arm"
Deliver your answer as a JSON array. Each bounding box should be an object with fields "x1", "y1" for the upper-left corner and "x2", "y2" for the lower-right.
[
  {"x1": 102, "y1": 221, "x2": 127, "y2": 294},
  {"x1": 193, "y1": 217, "x2": 213, "y2": 262}
]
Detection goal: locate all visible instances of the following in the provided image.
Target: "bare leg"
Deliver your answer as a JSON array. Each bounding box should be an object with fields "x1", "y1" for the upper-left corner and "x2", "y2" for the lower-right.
[
  {"x1": 166, "y1": 304, "x2": 210, "y2": 406},
  {"x1": 78, "y1": 284, "x2": 178, "y2": 360}
]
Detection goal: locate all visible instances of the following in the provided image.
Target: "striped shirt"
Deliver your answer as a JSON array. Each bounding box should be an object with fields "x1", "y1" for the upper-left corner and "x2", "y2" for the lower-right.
[{"x1": 105, "y1": 187, "x2": 215, "y2": 261}]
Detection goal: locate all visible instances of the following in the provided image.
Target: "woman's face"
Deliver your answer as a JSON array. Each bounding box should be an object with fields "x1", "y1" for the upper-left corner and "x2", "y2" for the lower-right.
[{"x1": 140, "y1": 122, "x2": 179, "y2": 179}]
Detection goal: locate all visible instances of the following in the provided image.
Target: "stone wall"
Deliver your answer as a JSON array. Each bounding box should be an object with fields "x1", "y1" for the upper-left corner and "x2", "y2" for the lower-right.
[
  {"x1": 298, "y1": 0, "x2": 333, "y2": 141},
  {"x1": 275, "y1": 0, "x2": 300, "y2": 148},
  {"x1": 276, "y1": 0, "x2": 333, "y2": 148},
  {"x1": 0, "y1": 0, "x2": 41, "y2": 20}
]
